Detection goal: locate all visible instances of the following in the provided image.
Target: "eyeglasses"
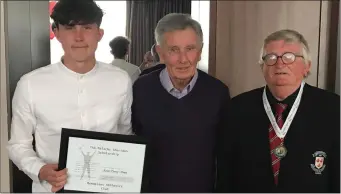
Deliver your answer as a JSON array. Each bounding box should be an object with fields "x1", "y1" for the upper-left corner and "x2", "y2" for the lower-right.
[{"x1": 262, "y1": 52, "x2": 304, "y2": 66}]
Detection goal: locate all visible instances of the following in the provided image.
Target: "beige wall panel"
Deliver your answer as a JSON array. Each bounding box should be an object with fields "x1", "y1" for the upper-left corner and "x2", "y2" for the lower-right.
[{"x1": 215, "y1": 1, "x2": 322, "y2": 97}]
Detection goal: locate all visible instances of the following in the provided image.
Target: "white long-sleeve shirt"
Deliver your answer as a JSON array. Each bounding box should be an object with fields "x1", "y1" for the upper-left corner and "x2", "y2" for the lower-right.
[
  {"x1": 7, "y1": 61, "x2": 133, "y2": 192},
  {"x1": 111, "y1": 59, "x2": 140, "y2": 83}
]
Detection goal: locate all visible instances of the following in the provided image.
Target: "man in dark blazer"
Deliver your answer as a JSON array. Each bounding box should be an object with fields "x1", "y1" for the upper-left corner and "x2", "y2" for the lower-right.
[{"x1": 216, "y1": 29, "x2": 340, "y2": 193}]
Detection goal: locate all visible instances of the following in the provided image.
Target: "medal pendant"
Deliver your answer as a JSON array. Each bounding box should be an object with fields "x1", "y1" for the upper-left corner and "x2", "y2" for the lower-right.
[{"x1": 274, "y1": 145, "x2": 287, "y2": 158}]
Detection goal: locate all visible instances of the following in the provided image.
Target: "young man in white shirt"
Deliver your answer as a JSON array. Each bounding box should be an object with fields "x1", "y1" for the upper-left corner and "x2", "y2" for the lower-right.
[
  {"x1": 7, "y1": 0, "x2": 133, "y2": 193},
  {"x1": 109, "y1": 36, "x2": 141, "y2": 83}
]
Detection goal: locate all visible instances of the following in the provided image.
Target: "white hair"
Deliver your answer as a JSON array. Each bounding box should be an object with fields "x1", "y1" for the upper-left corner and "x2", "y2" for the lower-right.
[
  {"x1": 258, "y1": 29, "x2": 311, "y2": 76},
  {"x1": 154, "y1": 13, "x2": 203, "y2": 47}
]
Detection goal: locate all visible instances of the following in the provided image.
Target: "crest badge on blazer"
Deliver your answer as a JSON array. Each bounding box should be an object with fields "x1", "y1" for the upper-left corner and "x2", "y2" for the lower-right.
[{"x1": 310, "y1": 151, "x2": 327, "y2": 175}]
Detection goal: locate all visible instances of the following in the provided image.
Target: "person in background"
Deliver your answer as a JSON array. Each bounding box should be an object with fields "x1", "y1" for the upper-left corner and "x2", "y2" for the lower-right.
[
  {"x1": 109, "y1": 36, "x2": 141, "y2": 83},
  {"x1": 132, "y1": 13, "x2": 231, "y2": 192},
  {"x1": 150, "y1": 43, "x2": 163, "y2": 64},
  {"x1": 7, "y1": 0, "x2": 133, "y2": 193},
  {"x1": 139, "y1": 51, "x2": 155, "y2": 71},
  {"x1": 217, "y1": 29, "x2": 340, "y2": 193},
  {"x1": 139, "y1": 44, "x2": 166, "y2": 76}
]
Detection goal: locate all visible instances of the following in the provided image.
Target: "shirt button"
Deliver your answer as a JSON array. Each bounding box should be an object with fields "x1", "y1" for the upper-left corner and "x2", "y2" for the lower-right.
[{"x1": 79, "y1": 89, "x2": 84, "y2": 94}]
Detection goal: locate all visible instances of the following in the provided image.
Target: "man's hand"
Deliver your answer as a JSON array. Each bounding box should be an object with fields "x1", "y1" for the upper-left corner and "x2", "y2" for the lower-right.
[{"x1": 38, "y1": 164, "x2": 68, "y2": 193}]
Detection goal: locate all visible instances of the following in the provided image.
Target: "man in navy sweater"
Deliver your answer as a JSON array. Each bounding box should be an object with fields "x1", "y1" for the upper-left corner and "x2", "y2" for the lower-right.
[{"x1": 132, "y1": 13, "x2": 231, "y2": 192}]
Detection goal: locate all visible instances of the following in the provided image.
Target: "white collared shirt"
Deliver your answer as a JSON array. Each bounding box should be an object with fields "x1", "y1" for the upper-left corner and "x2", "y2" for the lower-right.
[
  {"x1": 111, "y1": 58, "x2": 141, "y2": 83},
  {"x1": 7, "y1": 61, "x2": 133, "y2": 192}
]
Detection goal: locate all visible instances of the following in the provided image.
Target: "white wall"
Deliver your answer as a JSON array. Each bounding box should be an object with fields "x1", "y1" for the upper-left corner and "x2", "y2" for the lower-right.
[
  {"x1": 191, "y1": 0, "x2": 210, "y2": 73},
  {"x1": 0, "y1": 0, "x2": 11, "y2": 192}
]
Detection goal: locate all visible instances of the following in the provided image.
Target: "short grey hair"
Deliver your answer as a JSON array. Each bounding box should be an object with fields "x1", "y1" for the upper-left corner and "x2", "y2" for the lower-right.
[
  {"x1": 154, "y1": 13, "x2": 203, "y2": 46},
  {"x1": 259, "y1": 29, "x2": 312, "y2": 66}
]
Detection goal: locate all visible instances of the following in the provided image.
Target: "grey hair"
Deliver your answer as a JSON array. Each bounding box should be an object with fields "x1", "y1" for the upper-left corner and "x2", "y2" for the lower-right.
[
  {"x1": 258, "y1": 29, "x2": 311, "y2": 77},
  {"x1": 154, "y1": 13, "x2": 203, "y2": 46}
]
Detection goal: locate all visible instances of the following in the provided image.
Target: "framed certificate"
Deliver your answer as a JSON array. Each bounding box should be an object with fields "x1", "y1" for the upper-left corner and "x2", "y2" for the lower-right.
[{"x1": 57, "y1": 128, "x2": 148, "y2": 193}]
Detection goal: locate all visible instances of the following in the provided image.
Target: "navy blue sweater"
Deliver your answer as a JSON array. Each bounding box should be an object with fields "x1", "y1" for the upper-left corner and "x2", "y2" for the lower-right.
[{"x1": 132, "y1": 69, "x2": 230, "y2": 192}]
